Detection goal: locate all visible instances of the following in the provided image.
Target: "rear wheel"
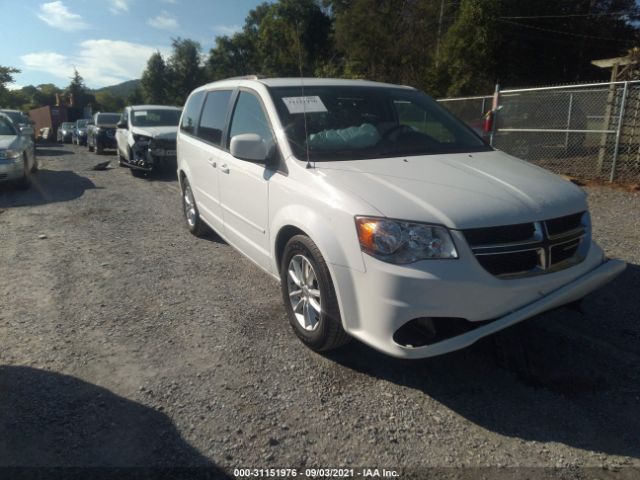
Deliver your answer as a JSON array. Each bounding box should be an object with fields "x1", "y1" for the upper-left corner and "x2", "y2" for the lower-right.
[
  {"x1": 181, "y1": 177, "x2": 207, "y2": 237},
  {"x1": 96, "y1": 142, "x2": 104, "y2": 155},
  {"x1": 281, "y1": 235, "x2": 350, "y2": 352}
]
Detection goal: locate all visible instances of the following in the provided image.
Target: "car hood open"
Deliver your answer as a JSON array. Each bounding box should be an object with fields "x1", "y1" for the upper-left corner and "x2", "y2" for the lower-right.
[
  {"x1": 131, "y1": 126, "x2": 178, "y2": 140},
  {"x1": 316, "y1": 150, "x2": 588, "y2": 229}
]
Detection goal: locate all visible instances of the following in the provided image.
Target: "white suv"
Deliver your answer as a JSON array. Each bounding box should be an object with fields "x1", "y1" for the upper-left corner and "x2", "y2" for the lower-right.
[{"x1": 176, "y1": 77, "x2": 625, "y2": 359}]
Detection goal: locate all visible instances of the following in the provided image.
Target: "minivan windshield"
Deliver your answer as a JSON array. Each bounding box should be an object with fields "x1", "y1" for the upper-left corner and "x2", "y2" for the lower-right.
[
  {"x1": 76, "y1": 120, "x2": 88, "y2": 128},
  {"x1": 269, "y1": 86, "x2": 491, "y2": 161},
  {"x1": 131, "y1": 109, "x2": 181, "y2": 127}
]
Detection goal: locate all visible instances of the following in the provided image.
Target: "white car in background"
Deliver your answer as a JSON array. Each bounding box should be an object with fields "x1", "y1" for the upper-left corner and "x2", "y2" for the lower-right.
[
  {"x1": 115, "y1": 105, "x2": 182, "y2": 177},
  {"x1": 176, "y1": 77, "x2": 625, "y2": 359},
  {"x1": 0, "y1": 112, "x2": 37, "y2": 189}
]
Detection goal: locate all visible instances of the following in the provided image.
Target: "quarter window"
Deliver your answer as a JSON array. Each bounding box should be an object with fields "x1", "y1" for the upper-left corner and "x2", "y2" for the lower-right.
[
  {"x1": 197, "y1": 90, "x2": 232, "y2": 146},
  {"x1": 228, "y1": 92, "x2": 274, "y2": 148},
  {"x1": 181, "y1": 90, "x2": 205, "y2": 135}
]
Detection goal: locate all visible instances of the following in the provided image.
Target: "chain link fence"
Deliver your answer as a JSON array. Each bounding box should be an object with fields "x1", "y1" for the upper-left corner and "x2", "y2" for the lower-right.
[{"x1": 439, "y1": 81, "x2": 640, "y2": 183}]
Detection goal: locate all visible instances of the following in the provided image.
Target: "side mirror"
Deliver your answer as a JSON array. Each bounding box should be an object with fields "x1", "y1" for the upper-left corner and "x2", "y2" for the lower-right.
[
  {"x1": 116, "y1": 121, "x2": 128, "y2": 129},
  {"x1": 230, "y1": 133, "x2": 267, "y2": 162}
]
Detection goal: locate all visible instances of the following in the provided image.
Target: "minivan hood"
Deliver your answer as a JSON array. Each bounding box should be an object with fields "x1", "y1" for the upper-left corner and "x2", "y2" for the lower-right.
[
  {"x1": 316, "y1": 151, "x2": 587, "y2": 229},
  {"x1": 131, "y1": 126, "x2": 177, "y2": 140}
]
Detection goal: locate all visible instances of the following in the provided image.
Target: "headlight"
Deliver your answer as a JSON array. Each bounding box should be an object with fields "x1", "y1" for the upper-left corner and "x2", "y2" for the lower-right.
[
  {"x1": 355, "y1": 216, "x2": 458, "y2": 264},
  {"x1": 0, "y1": 149, "x2": 21, "y2": 160},
  {"x1": 133, "y1": 134, "x2": 151, "y2": 143}
]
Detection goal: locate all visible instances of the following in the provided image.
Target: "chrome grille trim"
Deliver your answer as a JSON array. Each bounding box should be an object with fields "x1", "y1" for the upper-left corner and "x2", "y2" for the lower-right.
[{"x1": 464, "y1": 212, "x2": 590, "y2": 279}]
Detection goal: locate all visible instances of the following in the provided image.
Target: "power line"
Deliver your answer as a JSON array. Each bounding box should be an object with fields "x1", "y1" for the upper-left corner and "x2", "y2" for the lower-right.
[
  {"x1": 497, "y1": 18, "x2": 637, "y2": 45},
  {"x1": 499, "y1": 11, "x2": 630, "y2": 20}
]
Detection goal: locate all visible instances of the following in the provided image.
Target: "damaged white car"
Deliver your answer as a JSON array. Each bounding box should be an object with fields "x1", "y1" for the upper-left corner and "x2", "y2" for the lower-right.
[{"x1": 116, "y1": 105, "x2": 182, "y2": 176}]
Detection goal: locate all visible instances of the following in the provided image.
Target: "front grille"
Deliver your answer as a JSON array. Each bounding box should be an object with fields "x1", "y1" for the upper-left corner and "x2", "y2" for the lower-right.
[
  {"x1": 152, "y1": 138, "x2": 176, "y2": 150},
  {"x1": 463, "y1": 212, "x2": 590, "y2": 279}
]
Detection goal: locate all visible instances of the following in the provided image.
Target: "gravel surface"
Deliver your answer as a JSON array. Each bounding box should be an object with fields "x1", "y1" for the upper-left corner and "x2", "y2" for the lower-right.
[{"x1": 0, "y1": 145, "x2": 639, "y2": 479}]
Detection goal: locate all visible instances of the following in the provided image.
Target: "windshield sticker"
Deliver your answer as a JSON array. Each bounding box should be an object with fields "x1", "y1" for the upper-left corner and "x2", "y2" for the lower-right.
[
  {"x1": 133, "y1": 111, "x2": 147, "y2": 117},
  {"x1": 282, "y1": 96, "x2": 327, "y2": 114}
]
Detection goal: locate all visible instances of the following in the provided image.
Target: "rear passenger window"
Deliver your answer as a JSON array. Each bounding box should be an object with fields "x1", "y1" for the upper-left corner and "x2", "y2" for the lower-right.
[
  {"x1": 181, "y1": 90, "x2": 205, "y2": 135},
  {"x1": 197, "y1": 90, "x2": 232, "y2": 146}
]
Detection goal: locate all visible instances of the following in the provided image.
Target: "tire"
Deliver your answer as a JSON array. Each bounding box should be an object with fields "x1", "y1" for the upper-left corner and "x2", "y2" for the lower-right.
[
  {"x1": 131, "y1": 169, "x2": 145, "y2": 178},
  {"x1": 96, "y1": 143, "x2": 104, "y2": 155},
  {"x1": 280, "y1": 235, "x2": 350, "y2": 352},
  {"x1": 181, "y1": 177, "x2": 207, "y2": 237}
]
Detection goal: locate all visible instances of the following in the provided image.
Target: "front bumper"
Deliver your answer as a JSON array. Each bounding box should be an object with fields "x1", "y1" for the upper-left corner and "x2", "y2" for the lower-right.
[
  {"x1": 0, "y1": 157, "x2": 25, "y2": 182},
  {"x1": 331, "y1": 239, "x2": 626, "y2": 359}
]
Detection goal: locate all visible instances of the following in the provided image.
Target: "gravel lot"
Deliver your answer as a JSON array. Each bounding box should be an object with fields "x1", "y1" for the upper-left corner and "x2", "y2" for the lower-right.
[{"x1": 0, "y1": 145, "x2": 639, "y2": 479}]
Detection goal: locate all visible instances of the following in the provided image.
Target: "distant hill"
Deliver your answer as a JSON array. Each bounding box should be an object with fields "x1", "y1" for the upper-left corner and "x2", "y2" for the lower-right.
[{"x1": 92, "y1": 79, "x2": 140, "y2": 97}]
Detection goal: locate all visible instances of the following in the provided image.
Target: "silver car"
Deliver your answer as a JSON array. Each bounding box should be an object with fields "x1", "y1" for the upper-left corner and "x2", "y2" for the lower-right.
[
  {"x1": 0, "y1": 109, "x2": 36, "y2": 145},
  {"x1": 0, "y1": 113, "x2": 37, "y2": 189}
]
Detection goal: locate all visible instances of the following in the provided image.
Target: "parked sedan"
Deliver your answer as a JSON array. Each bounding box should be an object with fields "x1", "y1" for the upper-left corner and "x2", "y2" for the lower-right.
[
  {"x1": 57, "y1": 122, "x2": 75, "y2": 143},
  {"x1": 0, "y1": 109, "x2": 36, "y2": 146},
  {"x1": 72, "y1": 119, "x2": 90, "y2": 146},
  {"x1": 0, "y1": 113, "x2": 37, "y2": 189}
]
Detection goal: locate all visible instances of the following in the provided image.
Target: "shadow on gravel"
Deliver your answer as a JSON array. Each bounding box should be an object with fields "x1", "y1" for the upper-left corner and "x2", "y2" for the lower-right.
[
  {"x1": 0, "y1": 170, "x2": 97, "y2": 208},
  {"x1": 0, "y1": 366, "x2": 230, "y2": 479},
  {"x1": 35, "y1": 147, "x2": 75, "y2": 157},
  {"x1": 328, "y1": 263, "x2": 640, "y2": 459}
]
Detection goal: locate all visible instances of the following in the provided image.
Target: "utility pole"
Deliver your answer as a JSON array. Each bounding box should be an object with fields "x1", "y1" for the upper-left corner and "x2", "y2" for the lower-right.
[{"x1": 435, "y1": 0, "x2": 445, "y2": 67}]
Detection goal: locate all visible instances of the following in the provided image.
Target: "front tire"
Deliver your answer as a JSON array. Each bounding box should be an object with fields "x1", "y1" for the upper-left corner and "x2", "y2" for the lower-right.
[
  {"x1": 181, "y1": 177, "x2": 206, "y2": 237},
  {"x1": 280, "y1": 235, "x2": 350, "y2": 352},
  {"x1": 16, "y1": 155, "x2": 31, "y2": 190}
]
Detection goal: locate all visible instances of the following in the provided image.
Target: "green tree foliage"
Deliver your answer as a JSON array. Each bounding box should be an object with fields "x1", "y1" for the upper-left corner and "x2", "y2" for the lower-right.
[
  {"x1": 332, "y1": 0, "x2": 440, "y2": 86},
  {"x1": 95, "y1": 90, "x2": 125, "y2": 112},
  {"x1": 0, "y1": 65, "x2": 20, "y2": 107},
  {"x1": 66, "y1": 68, "x2": 89, "y2": 107},
  {"x1": 141, "y1": 52, "x2": 168, "y2": 104},
  {"x1": 437, "y1": 0, "x2": 502, "y2": 96},
  {"x1": 166, "y1": 38, "x2": 204, "y2": 105},
  {"x1": 257, "y1": 0, "x2": 332, "y2": 76}
]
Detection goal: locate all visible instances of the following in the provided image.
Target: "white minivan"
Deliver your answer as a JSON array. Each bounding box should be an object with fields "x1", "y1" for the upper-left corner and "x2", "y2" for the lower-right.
[{"x1": 176, "y1": 77, "x2": 625, "y2": 359}]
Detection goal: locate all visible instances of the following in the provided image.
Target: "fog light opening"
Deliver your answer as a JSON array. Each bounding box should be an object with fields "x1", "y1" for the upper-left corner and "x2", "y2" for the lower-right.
[{"x1": 393, "y1": 317, "x2": 481, "y2": 348}]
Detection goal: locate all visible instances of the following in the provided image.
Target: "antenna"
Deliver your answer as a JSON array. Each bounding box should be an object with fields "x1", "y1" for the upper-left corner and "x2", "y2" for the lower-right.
[{"x1": 295, "y1": 22, "x2": 312, "y2": 169}]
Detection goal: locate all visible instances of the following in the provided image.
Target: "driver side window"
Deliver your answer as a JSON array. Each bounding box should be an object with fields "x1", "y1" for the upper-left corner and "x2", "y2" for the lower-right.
[{"x1": 228, "y1": 92, "x2": 274, "y2": 150}]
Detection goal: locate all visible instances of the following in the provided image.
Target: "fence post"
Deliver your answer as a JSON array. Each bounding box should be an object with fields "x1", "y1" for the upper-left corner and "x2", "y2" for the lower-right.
[
  {"x1": 610, "y1": 81, "x2": 629, "y2": 182},
  {"x1": 490, "y1": 83, "x2": 500, "y2": 146},
  {"x1": 565, "y1": 93, "x2": 574, "y2": 149},
  {"x1": 598, "y1": 82, "x2": 617, "y2": 175}
]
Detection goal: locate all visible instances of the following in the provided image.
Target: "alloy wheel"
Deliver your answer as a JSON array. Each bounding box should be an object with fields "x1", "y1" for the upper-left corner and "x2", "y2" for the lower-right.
[{"x1": 287, "y1": 254, "x2": 322, "y2": 331}]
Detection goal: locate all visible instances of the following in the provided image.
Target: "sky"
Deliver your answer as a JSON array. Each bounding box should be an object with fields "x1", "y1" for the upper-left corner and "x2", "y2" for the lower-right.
[{"x1": 3, "y1": 0, "x2": 266, "y2": 90}]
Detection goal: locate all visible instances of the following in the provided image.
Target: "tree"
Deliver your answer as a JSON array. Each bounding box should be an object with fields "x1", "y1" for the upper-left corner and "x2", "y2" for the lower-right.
[
  {"x1": 141, "y1": 52, "x2": 168, "y2": 104},
  {"x1": 126, "y1": 85, "x2": 144, "y2": 105},
  {"x1": 332, "y1": 0, "x2": 440, "y2": 88},
  {"x1": 257, "y1": 0, "x2": 332, "y2": 76},
  {"x1": 65, "y1": 68, "x2": 94, "y2": 108},
  {"x1": 437, "y1": 0, "x2": 502, "y2": 96},
  {"x1": 95, "y1": 90, "x2": 125, "y2": 112},
  {"x1": 166, "y1": 38, "x2": 204, "y2": 105},
  {"x1": 0, "y1": 65, "x2": 20, "y2": 107}
]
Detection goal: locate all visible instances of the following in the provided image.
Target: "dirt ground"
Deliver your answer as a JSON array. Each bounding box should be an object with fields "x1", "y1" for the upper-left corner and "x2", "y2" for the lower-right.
[{"x1": 1, "y1": 144, "x2": 639, "y2": 479}]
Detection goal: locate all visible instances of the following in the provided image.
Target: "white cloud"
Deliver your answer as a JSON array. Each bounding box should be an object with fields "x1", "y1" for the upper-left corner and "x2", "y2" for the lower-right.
[
  {"x1": 213, "y1": 24, "x2": 242, "y2": 36},
  {"x1": 110, "y1": 0, "x2": 129, "y2": 14},
  {"x1": 37, "y1": 1, "x2": 88, "y2": 31},
  {"x1": 21, "y1": 40, "x2": 169, "y2": 88},
  {"x1": 147, "y1": 11, "x2": 178, "y2": 30}
]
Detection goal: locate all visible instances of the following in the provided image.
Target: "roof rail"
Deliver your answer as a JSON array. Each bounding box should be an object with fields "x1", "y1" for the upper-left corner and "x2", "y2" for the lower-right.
[{"x1": 223, "y1": 75, "x2": 265, "y2": 81}]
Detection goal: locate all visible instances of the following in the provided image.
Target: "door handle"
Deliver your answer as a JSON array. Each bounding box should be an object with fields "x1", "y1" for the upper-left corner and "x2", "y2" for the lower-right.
[
  {"x1": 207, "y1": 158, "x2": 217, "y2": 168},
  {"x1": 220, "y1": 164, "x2": 230, "y2": 174}
]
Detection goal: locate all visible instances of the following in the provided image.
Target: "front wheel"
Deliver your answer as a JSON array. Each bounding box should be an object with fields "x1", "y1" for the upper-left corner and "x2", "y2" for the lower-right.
[
  {"x1": 181, "y1": 177, "x2": 207, "y2": 237},
  {"x1": 280, "y1": 235, "x2": 350, "y2": 352}
]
